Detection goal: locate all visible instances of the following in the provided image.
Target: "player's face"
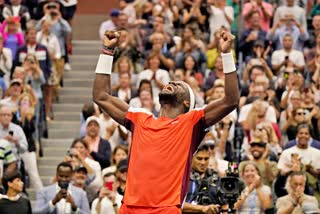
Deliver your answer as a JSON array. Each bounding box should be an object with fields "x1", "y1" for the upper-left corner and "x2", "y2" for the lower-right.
[
  {"x1": 192, "y1": 151, "x2": 209, "y2": 174},
  {"x1": 159, "y1": 81, "x2": 189, "y2": 104}
]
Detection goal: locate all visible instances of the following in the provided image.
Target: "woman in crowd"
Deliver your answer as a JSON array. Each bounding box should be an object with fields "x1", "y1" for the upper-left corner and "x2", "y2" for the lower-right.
[
  {"x1": 102, "y1": 144, "x2": 128, "y2": 176},
  {"x1": 235, "y1": 162, "x2": 272, "y2": 213}
]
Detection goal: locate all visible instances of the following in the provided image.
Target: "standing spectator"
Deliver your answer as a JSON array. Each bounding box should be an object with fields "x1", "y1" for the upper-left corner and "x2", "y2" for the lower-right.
[
  {"x1": 0, "y1": 139, "x2": 16, "y2": 183},
  {"x1": 0, "y1": 170, "x2": 32, "y2": 214},
  {"x1": 276, "y1": 171, "x2": 319, "y2": 214},
  {"x1": 0, "y1": 16, "x2": 24, "y2": 61},
  {"x1": 267, "y1": 14, "x2": 309, "y2": 51},
  {"x1": 0, "y1": 33, "x2": 12, "y2": 87},
  {"x1": 242, "y1": 0, "x2": 273, "y2": 32},
  {"x1": 83, "y1": 116, "x2": 111, "y2": 169},
  {"x1": 208, "y1": 0, "x2": 234, "y2": 42},
  {"x1": 34, "y1": 162, "x2": 90, "y2": 214},
  {"x1": 234, "y1": 162, "x2": 273, "y2": 213},
  {"x1": 2, "y1": 0, "x2": 30, "y2": 31},
  {"x1": 112, "y1": 72, "x2": 136, "y2": 103},
  {"x1": 238, "y1": 11, "x2": 267, "y2": 61},
  {"x1": 273, "y1": 0, "x2": 307, "y2": 30},
  {"x1": 59, "y1": 0, "x2": 77, "y2": 26}
]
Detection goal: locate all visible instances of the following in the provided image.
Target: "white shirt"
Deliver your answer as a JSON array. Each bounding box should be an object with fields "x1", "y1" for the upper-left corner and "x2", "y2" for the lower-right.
[
  {"x1": 278, "y1": 146, "x2": 320, "y2": 172},
  {"x1": 99, "y1": 20, "x2": 116, "y2": 40},
  {"x1": 0, "y1": 47, "x2": 13, "y2": 87},
  {"x1": 91, "y1": 193, "x2": 122, "y2": 214},
  {"x1": 59, "y1": 0, "x2": 78, "y2": 7},
  {"x1": 238, "y1": 103, "x2": 277, "y2": 123},
  {"x1": 271, "y1": 49, "x2": 305, "y2": 73},
  {"x1": 209, "y1": 6, "x2": 234, "y2": 41},
  {"x1": 37, "y1": 32, "x2": 61, "y2": 59}
]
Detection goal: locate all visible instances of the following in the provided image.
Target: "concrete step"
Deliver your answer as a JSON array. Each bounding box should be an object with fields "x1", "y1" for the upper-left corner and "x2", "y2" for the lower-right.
[
  {"x1": 37, "y1": 157, "x2": 62, "y2": 167},
  {"x1": 54, "y1": 111, "x2": 81, "y2": 121},
  {"x1": 52, "y1": 103, "x2": 83, "y2": 113},
  {"x1": 64, "y1": 70, "x2": 96, "y2": 78},
  {"x1": 39, "y1": 165, "x2": 56, "y2": 176},
  {"x1": 70, "y1": 55, "x2": 99, "y2": 62},
  {"x1": 59, "y1": 94, "x2": 92, "y2": 104},
  {"x1": 71, "y1": 47, "x2": 100, "y2": 55},
  {"x1": 69, "y1": 63, "x2": 96, "y2": 71},
  {"x1": 42, "y1": 138, "x2": 74, "y2": 147},
  {"x1": 59, "y1": 87, "x2": 91, "y2": 96},
  {"x1": 47, "y1": 120, "x2": 80, "y2": 129},
  {"x1": 73, "y1": 40, "x2": 101, "y2": 47},
  {"x1": 64, "y1": 78, "x2": 93, "y2": 88},
  {"x1": 48, "y1": 129, "x2": 79, "y2": 139},
  {"x1": 43, "y1": 147, "x2": 69, "y2": 157}
]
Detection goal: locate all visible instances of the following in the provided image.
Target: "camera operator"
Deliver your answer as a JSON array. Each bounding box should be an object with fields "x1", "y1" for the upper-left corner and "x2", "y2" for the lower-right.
[{"x1": 182, "y1": 144, "x2": 224, "y2": 214}]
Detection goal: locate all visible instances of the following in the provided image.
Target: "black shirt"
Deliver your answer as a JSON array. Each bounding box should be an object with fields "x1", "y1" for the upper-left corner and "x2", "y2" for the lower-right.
[{"x1": 0, "y1": 195, "x2": 32, "y2": 214}]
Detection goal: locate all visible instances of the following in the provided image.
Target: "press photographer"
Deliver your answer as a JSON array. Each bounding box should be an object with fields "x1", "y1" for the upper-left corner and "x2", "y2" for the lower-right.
[{"x1": 182, "y1": 144, "x2": 223, "y2": 214}]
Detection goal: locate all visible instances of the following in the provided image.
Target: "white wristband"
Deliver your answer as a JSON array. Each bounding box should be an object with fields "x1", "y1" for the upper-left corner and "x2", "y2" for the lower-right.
[
  {"x1": 95, "y1": 54, "x2": 113, "y2": 75},
  {"x1": 221, "y1": 52, "x2": 236, "y2": 74}
]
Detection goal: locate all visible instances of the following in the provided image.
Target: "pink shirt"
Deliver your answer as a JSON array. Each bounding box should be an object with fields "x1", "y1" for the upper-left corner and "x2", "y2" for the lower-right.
[{"x1": 242, "y1": 2, "x2": 273, "y2": 31}]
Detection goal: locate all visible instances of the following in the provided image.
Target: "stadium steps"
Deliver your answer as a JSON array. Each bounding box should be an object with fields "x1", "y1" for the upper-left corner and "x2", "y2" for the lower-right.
[{"x1": 28, "y1": 40, "x2": 101, "y2": 206}]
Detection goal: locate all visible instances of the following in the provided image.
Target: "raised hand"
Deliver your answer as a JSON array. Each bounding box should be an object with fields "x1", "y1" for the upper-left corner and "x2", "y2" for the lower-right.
[
  {"x1": 219, "y1": 30, "x2": 235, "y2": 53},
  {"x1": 103, "y1": 31, "x2": 120, "y2": 49}
]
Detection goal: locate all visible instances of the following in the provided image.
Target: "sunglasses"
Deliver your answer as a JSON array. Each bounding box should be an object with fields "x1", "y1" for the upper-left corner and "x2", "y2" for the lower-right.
[{"x1": 251, "y1": 142, "x2": 267, "y2": 147}]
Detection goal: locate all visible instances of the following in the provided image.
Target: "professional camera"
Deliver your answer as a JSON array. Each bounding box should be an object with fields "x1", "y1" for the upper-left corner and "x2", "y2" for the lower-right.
[{"x1": 216, "y1": 162, "x2": 245, "y2": 213}]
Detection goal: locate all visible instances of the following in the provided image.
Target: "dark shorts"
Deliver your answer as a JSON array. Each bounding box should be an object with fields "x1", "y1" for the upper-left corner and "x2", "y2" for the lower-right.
[
  {"x1": 62, "y1": 5, "x2": 77, "y2": 20},
  {"x1": 119, "y1": 204, "x2": 181, "y2": 214}
]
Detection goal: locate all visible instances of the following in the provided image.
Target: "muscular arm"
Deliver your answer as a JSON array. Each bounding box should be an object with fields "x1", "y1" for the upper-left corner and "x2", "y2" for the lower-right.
[{"x1": 204, "y1": 72, "x2": 239, "y2": 127}]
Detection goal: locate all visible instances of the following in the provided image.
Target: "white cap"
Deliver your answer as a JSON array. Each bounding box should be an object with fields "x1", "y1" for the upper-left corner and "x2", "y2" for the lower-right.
[{"x1": 86, "y1": 116, "x2": 101, "y2": 127}]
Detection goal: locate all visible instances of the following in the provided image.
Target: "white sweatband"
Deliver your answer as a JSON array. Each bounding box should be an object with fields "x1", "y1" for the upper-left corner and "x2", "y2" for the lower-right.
[
  {"x1": 178, "y1": 81, "x2": 195, "y2": 112},
  {"x1": 95, "y1": 54, "x2": 113, "y2": 75},
  {"x1": 221, "y1": 52, "x2": 236, "y2": 74}
]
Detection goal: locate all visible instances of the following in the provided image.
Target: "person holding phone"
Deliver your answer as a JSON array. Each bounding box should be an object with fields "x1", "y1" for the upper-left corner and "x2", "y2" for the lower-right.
[{"x1": 34, "y1": 162, "x2": 90, "y2": 214}]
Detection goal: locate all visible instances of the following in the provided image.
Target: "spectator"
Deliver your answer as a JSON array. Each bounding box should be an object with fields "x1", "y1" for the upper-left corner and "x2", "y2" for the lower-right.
[
  {"x1": 273, "y1": 0, "x2": 307, "y2": 30},
  {"x1": 111, "y1": 56, "x2": 137, "y2": 91},
  {"x1": 239, "y1": 140, "x2": 278, "y2": 187},
  {"x1": 234, "y1": 162, "x2": 273, "y2": 213},
  {"x1": 0, "y1": 16, "x2": 24, "y2": 61},
  {"x1": 99, "y1": 9, "x2": 120, "y2": 40},
  {"x1": 203, "y1": 56, "x2": 225, "y2": 91},
  {"x1": 59, "y1": 0, "x2": 78, "y2": 26},
  {"x1": 284, "y1": 123, "x2": 320, "y2": 150},
  {"x1": 102, "y1": 144, "x2": 128, "y2": 177},
  {"x1": 238, "y1": 11, "x2": 267, "y2": 60},
  {"x1": 0, "y1": 33, "x2": 13, "y2": 87},
  {"x1": 0, "y1": 139, "x2": 16, "y2": 184},
  {"x1": 242, "y1": 0, "x2": 273, "y2": 32},
  {"x1": 271, "y1": 34, "x2": 305, "y2": 74},
  {"x1": 0, "y1": 170, "x2": 31, "y2": 214},
  {"x1": 2, "y1": 0, "x2": 30, "y2": 31},
  {"x1": 34, "y1": 162, "x2": 90, "y2": 214},
  {"x1": 112, "y1": 72, "x2": 136, "y2": 103},
  {"x1": 91, "y1": 171, "x2": 121, "y2": 214},
  {"x1": 82, "y1": 116, "x2": 111, "y2": 169},
  {"x1": 114, "y1": 158, "x2": 127, "y2": 197},
  {"x1": 267, "y1": 13, "x2": 309, "y2": 51},
  {"x1": 276, "y1": 171, "x2": 319, "y2": 214}
]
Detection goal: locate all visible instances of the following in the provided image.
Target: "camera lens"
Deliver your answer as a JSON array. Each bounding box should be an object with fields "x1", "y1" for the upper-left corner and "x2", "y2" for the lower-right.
[{"x1": 223, "y1": 180, "x2": 236, "y2": 192}]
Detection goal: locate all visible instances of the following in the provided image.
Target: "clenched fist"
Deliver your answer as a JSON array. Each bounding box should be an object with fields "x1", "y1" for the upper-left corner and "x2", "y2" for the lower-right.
[
  {"x1": 103, "y1": 31, "x2": 120, "y2": 49},
  {"x1": 219, "y1": 30, "x2": 235, "y2": 53}
]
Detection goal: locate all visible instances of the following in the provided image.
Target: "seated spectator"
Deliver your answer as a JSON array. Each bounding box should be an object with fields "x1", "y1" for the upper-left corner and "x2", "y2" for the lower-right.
[
  {"x1": 284, "y1": 123, "x2": 320, "y2": 150},
  {"x1": 0, "y1": 16, "x2": 24, "y2": 62},
  {"x1": 136, "y1": 52, "x2": 170, "y2": 105},
  {"x1": 276, "y1": 171, "x2": 319, "y2": 214},
  {"x1": 0, "y1": 139, "x2": 16, "y2": 187},
  {"x1": 0, "y1": 33, "x2": 12, "y2": 88},
  {"x1": 71, "y1": 167, "x2": 88, "y2": 190},
  {"x1": 183, "y1": 54, "x2": 203, "y2": 87},
  {"x1": 273, "y1": 0, "x2": 307, "y2": 30},
  {"x1": 0, "y1": 170, "x2": 31, "y2": 214},
  {"x1": 267, "y1": 13, "x2": 308, "y2": 51},
  {"x1": 234, "y1": 162, "x2": 273, "y2": 213},
  {"x1": 64, "y1": 138, "x2": 103, "y2": 203},
  {"x1": 2, "y1": 0, "x2": 30, "y2": 31},
  {"x1": 34, "y1": 162, "x2": 90, "y2": 214},
  {"x1": 271, "y1": 34, "x2": 305, "y2": 74},
  {"x1": 82, "y1": 116, "x2": 111, "y2": 169},
  {"x1": 115, "y1": 158, "x2": 127, "y2": 196},
  {"x1": 102, "y1": 144, "x2": 128, "y2": 177},
  {"x1": 238, "y1": 11, "x2": 267, "y2": 60},
  {"x1": 99, "y1": 9, "x2": 120, "y2": 40},
  {"x1": 279, "y1": 73, "x2": 304, "y2": 110},
  {"x1": 91, "y1": 171, "x2": 122, "y2": 214},
  {"x1": 239, "y1": 140, "x2": 278, "y2": 187},
  {"x1": 246, "y1": 39, "x2": 272, "y2": 66},
  {"x1": 112, "y1": 72, "x2": 136, "y2": 103},
  {"x1": 242, "y1": 59, "x2": 273, "y2": 85},
  {"x1": 242, "y1": 0, "x2": 273, "y2": 32}
]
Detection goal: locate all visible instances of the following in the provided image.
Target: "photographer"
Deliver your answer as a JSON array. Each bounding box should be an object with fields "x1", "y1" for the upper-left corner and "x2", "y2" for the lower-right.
[{"x1": 183, "y1": 144, "x2": 222, "y2": 214}]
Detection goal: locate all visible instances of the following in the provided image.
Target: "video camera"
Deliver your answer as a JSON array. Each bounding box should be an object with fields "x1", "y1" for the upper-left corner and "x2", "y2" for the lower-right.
[{"x1": 215, "y1": 162, "x2": 244, "y2": 213}]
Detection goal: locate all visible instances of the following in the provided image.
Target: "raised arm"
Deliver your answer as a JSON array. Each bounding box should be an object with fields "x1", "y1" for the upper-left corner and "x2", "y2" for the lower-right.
[
  {"x1": 92, "y1": 31, "x2": 129, "y2": 126},
  {"x1": 204, "y1": 31, "x2": 240, "y2": 127}
]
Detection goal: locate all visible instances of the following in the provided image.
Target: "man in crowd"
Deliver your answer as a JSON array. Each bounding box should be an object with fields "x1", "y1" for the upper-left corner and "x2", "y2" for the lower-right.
[
  {"x1": 284, "y1": 124, "x2": 320, "y2": 150},
  {"x1": 0, "y1": 139, "x2": 16, "y2": 189},
  {"x1": 0, "y1": 170, "x2": 32, "y2": 214},
  {"x1": 276, "y1": 171, "x2": 319, "y2": 214},
  {"x1": 93, "y1": 30, "x2": 239, "y2": 213},
  {"x1": 183, "y1": 144, "x2": 221, "y2": 214},
  {"x1": 34, "y1": 162, "x2": 90, "y2": 214}
]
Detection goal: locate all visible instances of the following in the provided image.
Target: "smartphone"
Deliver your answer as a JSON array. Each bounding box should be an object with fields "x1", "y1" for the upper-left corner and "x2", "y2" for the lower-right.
[
  {"x1": 285, "y1": 56, "x2": 289, "y2": 60},
  {"x1": 58, "y1": 181, "x2": 69, "y2": 190},
  {"x1": 8, "y1": 131, "x2": 13, "y2": 136},
  {"x1": 105, "y1": 181, "x2": 113, "y2": 191}
]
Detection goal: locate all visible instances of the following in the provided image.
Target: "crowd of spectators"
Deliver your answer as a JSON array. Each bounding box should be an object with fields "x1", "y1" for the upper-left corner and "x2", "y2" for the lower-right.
[{"x1": 1, "y1": 0, "x2": 320, "y2": 213}]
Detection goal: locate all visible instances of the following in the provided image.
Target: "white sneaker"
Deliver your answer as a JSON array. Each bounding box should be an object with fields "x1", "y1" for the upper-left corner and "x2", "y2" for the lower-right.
[{"x1": 64, "y1": 63, "x2": 72, "y2": 71}]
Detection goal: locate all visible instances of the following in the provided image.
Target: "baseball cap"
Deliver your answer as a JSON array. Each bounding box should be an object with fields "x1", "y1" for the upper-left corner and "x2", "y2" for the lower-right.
[
  {"x1": 10, "y1": 79, "x2": 22, "y2": 86},
  {"x1": 75, "y1": 166, "x2": 88, "y2": 174},
  {"x1": 85, "y1": 116, "x2": 101, "y2": 127},
  {"x1": 117, "y1": 159, "x2": 128, "y2": 172},
  {"x1": 110, "y1": 9, "x2": 120, "y2": 17}
]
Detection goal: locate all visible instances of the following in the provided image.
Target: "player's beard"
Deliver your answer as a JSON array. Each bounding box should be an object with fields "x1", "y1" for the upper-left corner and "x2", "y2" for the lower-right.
[{"x1": 159, "y1": 91, "x2": 178, "y2": 106}]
